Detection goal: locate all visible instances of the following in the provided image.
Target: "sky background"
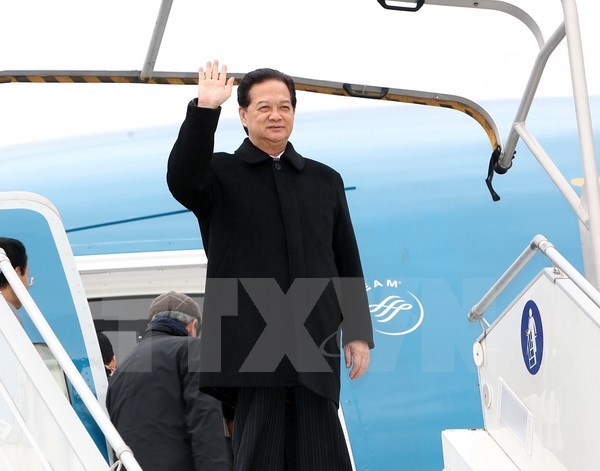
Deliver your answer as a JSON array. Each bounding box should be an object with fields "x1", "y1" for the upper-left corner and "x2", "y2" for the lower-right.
[{"x1": 1, "y1": 0, "x2": 599, "y2": 146}]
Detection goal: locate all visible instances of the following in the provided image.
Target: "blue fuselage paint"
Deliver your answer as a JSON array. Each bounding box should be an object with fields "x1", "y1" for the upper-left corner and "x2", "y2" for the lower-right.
[{"x1": 0, "y1": 97, "x2": 597, "y2": 469}]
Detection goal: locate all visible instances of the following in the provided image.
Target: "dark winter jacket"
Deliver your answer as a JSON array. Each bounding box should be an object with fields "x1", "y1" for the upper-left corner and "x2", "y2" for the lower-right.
[
  {"x1": 167, "y1": 102, "x2": 374, "y2": 406},
  {"x1": 106, "y1": 319, "x2": 229, "y2": 471}
]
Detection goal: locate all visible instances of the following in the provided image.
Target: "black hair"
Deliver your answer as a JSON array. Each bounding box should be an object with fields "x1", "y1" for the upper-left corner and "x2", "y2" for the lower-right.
[
  {"x1": 96, "y1": 331, "x2": 114, "y2": 365},
  {"x1": 0, "y1": 237, "x2": 28, "y2": 288},
  {"x1": 237, "y1": 68, "x2": 297, "y2": 111}
]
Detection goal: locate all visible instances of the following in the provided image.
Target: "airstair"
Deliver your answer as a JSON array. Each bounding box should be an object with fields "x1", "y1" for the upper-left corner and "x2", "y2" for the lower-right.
[
  {"x1": 0, "y1": 192, "x2": 141, "y2": 470},
  {"x1": 433, "y1": 0, "x2": 600, "y2": 469},
  {"x1": 442, "y1": 237, "x2": 600, "y2": 470}
]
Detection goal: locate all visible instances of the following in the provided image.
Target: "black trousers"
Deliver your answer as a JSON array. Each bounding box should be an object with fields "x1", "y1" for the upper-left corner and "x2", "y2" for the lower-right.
[{"x1": 231, "y1": 386, "x2": 352, "y2": 471}]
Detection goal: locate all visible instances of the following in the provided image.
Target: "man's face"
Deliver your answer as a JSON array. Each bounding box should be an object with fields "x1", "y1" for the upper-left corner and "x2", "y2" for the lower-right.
[{"x1": 239, "y1": 79, "x2": 295, "y2": 153}]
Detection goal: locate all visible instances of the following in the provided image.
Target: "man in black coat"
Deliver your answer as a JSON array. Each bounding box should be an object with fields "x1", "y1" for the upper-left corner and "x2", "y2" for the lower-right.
[
  {"x1": 167, "y1": 61, "x2": 374, "y2": 470},
  {"x1": 106, "y1": 291, "x2": 230, "y2": 471}
]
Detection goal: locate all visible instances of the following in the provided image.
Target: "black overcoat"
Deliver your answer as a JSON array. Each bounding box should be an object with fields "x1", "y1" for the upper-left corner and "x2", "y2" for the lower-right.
[
  {"x1": 106, "y1": 321, "x2": 230, "y2": 471},
  {"x1": 167, "y1": 101, "x2": 374, "y2": 405}
]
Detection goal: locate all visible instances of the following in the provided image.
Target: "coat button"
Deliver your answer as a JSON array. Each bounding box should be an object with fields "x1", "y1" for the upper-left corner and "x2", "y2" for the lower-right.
[{"x1": 274, "y1": 162, "x2": 282, "y2": 171}]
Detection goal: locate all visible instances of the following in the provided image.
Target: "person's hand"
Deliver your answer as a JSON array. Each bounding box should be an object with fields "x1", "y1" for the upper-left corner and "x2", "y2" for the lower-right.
[
  {"x1": 344, "y1": 340, "x2": 370, "y2": 380},
  {"x1": 197, "y1": 59, "x2": 235, "y2": 109}
]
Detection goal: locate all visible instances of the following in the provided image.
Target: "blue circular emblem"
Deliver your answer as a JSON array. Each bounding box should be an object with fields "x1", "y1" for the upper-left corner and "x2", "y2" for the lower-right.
[{"x1": 520, "y1": 300, "x2": 543, "y2": 375}]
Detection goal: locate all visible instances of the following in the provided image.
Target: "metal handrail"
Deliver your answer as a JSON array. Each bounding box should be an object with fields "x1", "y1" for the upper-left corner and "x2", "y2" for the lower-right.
[
  {"x1": 497, "y1": 22, "x2": 566, "y2": 172},
  {"x1": 0, "y1": 250, "x2": 142, "y2": 471},
  {"x1": 0, "y1": 380, "x2": 54, "y2": 470},
  {"x1": 468, "y1": 235, "x2": 600, "y2": 322},
  {"x1": 140, "y1": 0, "x2": 173, "y2": 80},
  {"x1": 562, "y1": 0, "x2": 600, "y2": 288},
  {"x1": 513, "y1": 122, "x2": 588, "y2": 226},
  {"x1": 383, "y1": 0, "x2": 545, "y2": 48}
]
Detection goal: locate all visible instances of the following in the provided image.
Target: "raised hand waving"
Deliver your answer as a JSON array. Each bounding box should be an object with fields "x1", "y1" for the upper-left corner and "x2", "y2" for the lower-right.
[{"x1": 197, "y1": 60, "x2": 235, "y2": 109}]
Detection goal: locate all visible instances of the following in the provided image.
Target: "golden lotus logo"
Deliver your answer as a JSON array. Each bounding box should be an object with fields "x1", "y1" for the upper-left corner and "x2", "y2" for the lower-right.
[{"x1": 366, "y1": 279, "x2": 424, "y2": 336}]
